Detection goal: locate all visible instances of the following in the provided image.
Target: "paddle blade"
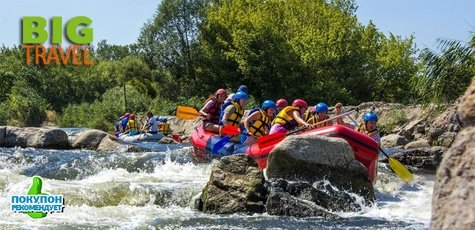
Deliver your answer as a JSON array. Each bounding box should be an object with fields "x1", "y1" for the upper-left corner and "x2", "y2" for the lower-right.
[
  {"x1": 221, "y1": 125, "x2": 240, "y2": 135},
  {"x1": 388, "y1": 158, "x2": 414, "y2": 183},
  {"x1": 212, "y1": 136, "x2": 231, "y2": 153},
  {"x1": 257, "y1": 132, "x2": 286, "y2": 149},
  {"x1": 176, "y1": 106, "x2": 200, "y2": 120},
  {"x1": 172, "y1": 134, "x2": 183, "y2": 143}
]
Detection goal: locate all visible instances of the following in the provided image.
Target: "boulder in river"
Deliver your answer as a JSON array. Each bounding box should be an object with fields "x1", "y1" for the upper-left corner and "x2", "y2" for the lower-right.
[
  {"x1": 265, "y1": 134, "x2": 374, "y2": 217},
  {"x1": 380, "y1": 134, "x2": 409, "y2": 148},
  {"x1": 0, "y1": 126, "x2": 68, "y2": 149},
  {"x1": 71, "y1": 129, "x2": 109, "y2": 150},
  {"x1": 404, "y1": 139, "x2": 431, "y2": 149},
  {"x1": 428, "y1": 103, "x2": 462, "y2": 146},
  {"x1": 199, "y1": 154, "x2": 267, "y2": 214},
  {"x1": 431, "y1": 127, "x2": 475, "y2": 229},
  {"x1": 432, "y1": 77, "x2": 475, "y2": 230},
  {"x1": 389, "y1": 146, "x2": 446, "y2": 171}
]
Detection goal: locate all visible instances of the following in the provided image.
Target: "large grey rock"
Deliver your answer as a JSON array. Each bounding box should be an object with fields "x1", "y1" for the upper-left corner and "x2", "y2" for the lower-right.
[
  {"x1": 199, "y1": 155, "x2": 267, "y2": 214},
  {"x1": 1, "y1": 126, "x2": 69, "y2": 149},
  {"x1": 97, "y1": 135, "x2": 122, "y2": 152},
  {"x1": 404, "y1": 139, "x2": 431, "y2": 149},
  {"x1": 266, "y1": 134, "x2": 374, "y2": 203},
  {"x1": 390, "y1": 146, "x2": 446, "y2": 171},
  {"x1": 432, "y1": 131, "x2": 457, "y2": 147},
  {"x1": 380, "y1": 134, "x2": 409, "y2": 148},
  {"x1": 71, "y1": 129, "x2": 109, "y2": 149},
  {"x1": 429, "y1": 103, "x2": 462, "y2": 145},
  {"x1": 458, "y1": 77, "x2": 475, "y2": 127},
  {"x1": 431, "y1": 127, "x2": 475, "y2": 230}
]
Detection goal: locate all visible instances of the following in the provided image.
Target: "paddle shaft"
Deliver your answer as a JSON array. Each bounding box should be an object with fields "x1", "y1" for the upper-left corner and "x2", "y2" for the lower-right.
[{"x1": 290, "y1": 108, "x2": 357, "y2": 135}]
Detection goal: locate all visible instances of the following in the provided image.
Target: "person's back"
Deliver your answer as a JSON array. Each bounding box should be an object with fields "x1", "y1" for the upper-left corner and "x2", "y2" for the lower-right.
[
  {"x1": 158, "y1": 117, "x2": 170, "y2": 136},
  {"x1": 126, "y1": 115, "x2": 139, "y2": 135}
]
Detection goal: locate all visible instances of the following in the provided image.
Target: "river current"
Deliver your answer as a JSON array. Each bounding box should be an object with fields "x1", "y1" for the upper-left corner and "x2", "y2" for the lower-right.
[{"x1": 0, "y1": 144, "x2": 433, "y2": 229}]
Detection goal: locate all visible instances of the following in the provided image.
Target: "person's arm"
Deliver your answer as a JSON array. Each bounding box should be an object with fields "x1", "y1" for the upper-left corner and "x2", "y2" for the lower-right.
[
  {"x1": 335, "y1": 103, "x2": 353, "y2": 128},
  {"x1": 292, "y1": 110, "x2": 311, "y2": 127},
  {"x1": 244, "y1": 112, "x2": 261, "y2": 136},
  {"x1": 221, "y1": 106, "x2": 235, "y2": 126},
  {"x1": 199, "y1": 100, "x2": 214, "y2": 119}
]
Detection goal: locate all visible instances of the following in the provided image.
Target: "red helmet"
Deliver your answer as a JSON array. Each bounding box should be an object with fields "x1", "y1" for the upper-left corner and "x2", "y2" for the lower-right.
[
  {"x1": 215, "y1": 89, "x2": 227, "y2": 97},
  {"x1": 276, "y1": 99, "x2": 288, "y2": 108},
  {"x1": 292, "y1": 99, "x2": 308, "y2": 109}
]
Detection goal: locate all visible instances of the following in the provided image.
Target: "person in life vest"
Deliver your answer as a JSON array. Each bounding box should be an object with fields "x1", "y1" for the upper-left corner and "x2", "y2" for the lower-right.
[
  {"x1": 276, "y1": 99, "x2": 288, "y2": 112},
  {"x1": 305, "y1": 102, "x2": 333, "y2": 128},
  {"x1": 221, "y1": 91, "x2": 249, "y2": 141},
  {"x1": 114, "y1": 112, "x2": 130, "y2": 137},
  {"x1": 199, "y1": 89, "x2": 227, "y2": 133},
  {"x1": 158, "y1": 116, "x2": 171, "y2": 136},
  {"x1": 145, "y1": 112, "x2": 158, "y2": 134},
  {"x1": 126, "y1": 114, "x2": 139, "y2": 136},
  {"x1": 335, "y1": 103, "x2": 381, "y2": 145},
  {"x1": 269, "y1": 99, "x2": 314, "y2": 134},
  {"x1": 242, "y1": 100, "x2": 276, "y2": 145},
  {"x1": 237, "y1": 84, "x2": 248, "y2": 94}
]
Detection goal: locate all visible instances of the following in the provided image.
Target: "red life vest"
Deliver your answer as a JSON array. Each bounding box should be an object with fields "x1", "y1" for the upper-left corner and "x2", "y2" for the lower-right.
[{"x1": 203, "y1": 97, "x2": 222, "y2": 123}]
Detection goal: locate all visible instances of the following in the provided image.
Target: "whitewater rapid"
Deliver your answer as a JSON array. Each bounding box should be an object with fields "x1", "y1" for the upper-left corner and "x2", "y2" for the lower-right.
[{"x1": 0, "y1": 145, "x2": 433, "y2": 229}]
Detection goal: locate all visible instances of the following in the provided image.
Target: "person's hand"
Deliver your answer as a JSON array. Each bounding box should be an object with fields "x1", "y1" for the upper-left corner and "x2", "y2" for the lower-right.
[{"x1": 247, "y1": 131, "x2": 254, "y2": 137}]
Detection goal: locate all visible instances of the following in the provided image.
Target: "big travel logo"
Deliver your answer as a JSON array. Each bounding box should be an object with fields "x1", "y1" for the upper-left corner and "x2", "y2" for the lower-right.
[
  {"x1": 11, "y1": 176, "x2": 65, "y2": 219},
  {"x1": 21, "y1": 16, "x2": 94, "y2": 65}
]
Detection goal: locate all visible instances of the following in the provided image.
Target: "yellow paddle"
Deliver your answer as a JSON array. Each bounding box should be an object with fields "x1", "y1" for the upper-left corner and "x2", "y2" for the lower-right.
[
  {"x1": 176, "y1": 106, "x2": 201, "y2": 120},
  {"x1": 379, "y1": 147, "x2": 414, "y2": 183}
]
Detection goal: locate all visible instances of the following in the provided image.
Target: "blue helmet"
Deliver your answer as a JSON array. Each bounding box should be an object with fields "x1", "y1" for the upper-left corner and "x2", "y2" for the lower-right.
[
  {"x1": 315, "y1": 102, "x2": 328, "y2": 113},
  {"x1": 262, "y1": 100, "x2": 276, "y2": 110},
  {"x1": 234, "y1": 91, "x2": 249, "y2": 101},
  {"x1": 363, "y1": 112, "x2": 378, "y2": 122},
  {"x1": 158, "y1": 116, "x2": 168, "y2": 122},
  {"x1": 237, "y1": 85, "x2": 248, "y2": 93}
]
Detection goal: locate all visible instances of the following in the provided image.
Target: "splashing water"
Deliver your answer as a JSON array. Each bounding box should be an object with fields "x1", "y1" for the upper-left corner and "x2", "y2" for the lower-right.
[{"x1": 0, "y1": 145, "x2": 433, "y2": 229}]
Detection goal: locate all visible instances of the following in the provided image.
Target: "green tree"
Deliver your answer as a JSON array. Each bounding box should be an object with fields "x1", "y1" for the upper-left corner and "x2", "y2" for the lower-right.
[{"x1": 414, "y1": 33, "x2": 474, "y2": 104}]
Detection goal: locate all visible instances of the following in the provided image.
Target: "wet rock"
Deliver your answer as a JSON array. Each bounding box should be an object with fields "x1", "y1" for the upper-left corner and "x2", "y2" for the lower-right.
[
  {"x1": 404, "y1": 139, "x2": 431, "y2": 149},
  {"x1": 431, "y1": 127, "x2": 475, "y2": 230},
  {"x1": 0, "y1": 126, "x2": 69, "y2": 149},
  {"x1": 458, "y1": 77, "x2": 475, "y2": 127},
  {"x1": 71, "y1": 129, "x2": 109, "y2": 150},
  {"x1": 158, "y1": 136, "x2": 178, "y2": 144},
  {"x1": 167, "y1": 116, "x2": 201, "y2": 140},
  {"x1": 390, "y1": 146, "x2": 446, "y2": 171},
  {"x1": 380, "y1": 134, "x2": 409, "y2": 148},
  {"x1": 397, "y1": 118, "x2": 427, "y2": 141},
  {"x1": 199, "y1": 154, "x2": 267, "y2": 214},
  {"x1": 266, "y1": 134, "x2": 374, "y2": 203},
  {"x1": 97, "y1": 135, "x2": 122, "y2": 152}
]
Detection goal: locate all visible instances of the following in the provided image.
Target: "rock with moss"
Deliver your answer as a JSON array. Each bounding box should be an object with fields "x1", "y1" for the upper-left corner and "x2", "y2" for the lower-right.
[{"x1": 198, "y1": 154, "x2": 267, "y2": 214}]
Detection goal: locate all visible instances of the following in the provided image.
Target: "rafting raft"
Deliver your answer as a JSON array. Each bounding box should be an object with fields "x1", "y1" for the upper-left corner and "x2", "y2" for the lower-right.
[
  {"x1": 190, "y1": 124, "x2": 379, "y2": 182},
  {"x1": 117, "y1": 132, "x2": 165, "y2": 143}
]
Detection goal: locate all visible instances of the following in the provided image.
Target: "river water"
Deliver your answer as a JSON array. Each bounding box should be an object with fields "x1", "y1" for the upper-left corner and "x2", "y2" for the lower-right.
[{"x1": 0, "y1": 144, "x2": 433, "y2": 229}]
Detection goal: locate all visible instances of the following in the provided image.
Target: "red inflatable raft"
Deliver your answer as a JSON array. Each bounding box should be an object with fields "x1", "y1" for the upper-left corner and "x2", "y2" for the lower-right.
[
  {"x1": 246, "y1": 125, "x2": 379, "y2": 183},
  {"x1": 190, "y1": 124, "x2": 379, "y2": 183}
]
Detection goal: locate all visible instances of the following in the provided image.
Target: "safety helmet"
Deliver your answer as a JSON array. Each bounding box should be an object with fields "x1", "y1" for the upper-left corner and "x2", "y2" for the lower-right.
[
  {"x1": 215, "y1": 89, "x2": 227, "y2": 97},
  {"x1": 130, "y1": 114, "x2": 136, "y2": 119},
  {"x1": 234, "y1": 91, "x2": 249, "y2": 101},
  {"x1": 262, "y1": 100, "x2": 276, "y2": 110},
  {"x1": 292, "y1": 99, "x2": 308, "y2": 109},
  {"x1": 315, "y1": 102, "x2": 328, "y2": 113},
  {"x1": 158, "y1": 116, "x2": 168, "y2": 122},
  {"x1": 276, "y1": 99, "x2": 288, "y2": 108},
  {"x1": 237, "y1": 85, "x2": 248, "y2": 93},
  {"x1": 124, "y1": 113, "x2": 131, "y2": 117},
  {"x1": 363, "y1": 112, "x2": 378, "y2": 123}
]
